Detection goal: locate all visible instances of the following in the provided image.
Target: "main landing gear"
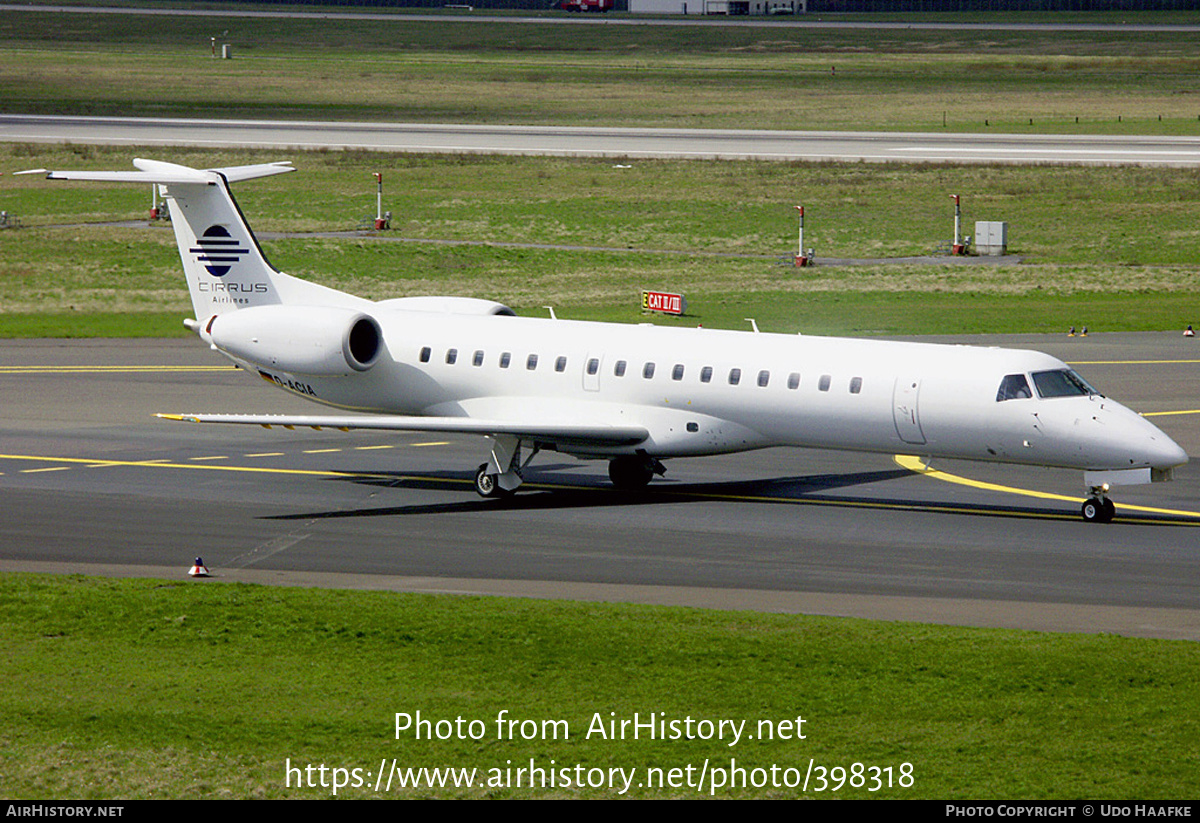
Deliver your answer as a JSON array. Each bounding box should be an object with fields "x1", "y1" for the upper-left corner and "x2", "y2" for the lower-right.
[
  {"x1": 472, "y1": 441, "x2": 667, "y2": 498},
  {"x1": 1081, "y1": 488, "x2": 1116, "y2": 524},
  {"x1": 473, "y1": 436, "x2": 539, "y2": 499},
  {"x1": 474, "y1": 462, "x2": 514, "y2": 498}
]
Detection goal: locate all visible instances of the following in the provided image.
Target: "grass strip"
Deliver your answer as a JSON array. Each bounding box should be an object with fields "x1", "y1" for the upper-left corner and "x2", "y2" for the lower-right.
[
  {"x1": 0, "y1": 312, "x2": 189, "y2": 338},
  {"x1": 4, "y1": 145, "x2": 1200, "y2": 336},
  {"x1": 1, "y1": 572, "x2": 1197, "y2": 798},
  {"x1": 3, "y1": 9, "x2": 1200, "y2": 132}
]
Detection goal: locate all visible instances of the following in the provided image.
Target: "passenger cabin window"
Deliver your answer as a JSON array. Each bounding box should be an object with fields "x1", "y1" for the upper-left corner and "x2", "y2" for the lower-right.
[
  {"x1": 729, "y1": 368, "x2": 742, "y2": 386},
  {"x1": 643, "y1": 362, "x2": 656, "y2": 379},
  {"x1": 700, "y1": 366, "x2": 713, "y2": 383},
  {"x1": 526, "y1": 354, "x2": 538, "y2": 371},
  {"x1": 555, "y1": 356, "x2": 568, "y2": 373},
  {"x1": 757, "y1": 370, "x2": 770, "y2": 387},
  {"x1": 586, "y1": 358, "x2": 599, "y2": 376},
  {"x1": 849, "y1": 377, "x2": 863, "y2": 394},
  {"x1": 473, "y1": 350, "x2": 484, "y2": 367},
  {"x1": 500, "y1": 352, "x2": 511, "y2": 369},
  {"x1": 446, "y1": 348, "x2": 458, "y2": 365},
  {"x1": 672, "y1": 364, "x2": 685, "y2": 381},
  {"x1": 419, "y1": 347, "x2": 431, "y2": 363},
  {"x1": 818, "y1": 374, "x2": 831, "y2": 392},
  {"x1": 996, "y1": 373, "x2": 1032, "y2": 401},
  {"x1": 614, "y1": 360, "x2": 627, "y2": 377},
  {"x1": 787, "y1": 372, "x2": 800, "y2": 390},
  {"x1": 1033, "y1": 369, "x2": 1100, "y2": 399}
]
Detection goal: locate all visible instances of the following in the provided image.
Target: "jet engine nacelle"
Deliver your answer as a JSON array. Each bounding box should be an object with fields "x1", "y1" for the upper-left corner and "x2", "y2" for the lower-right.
[
  {"x1": 207, "y1": 305, "x2": 383, "y2": 375},
  {"x1": 374, "y1": 296, "x2": 516, "y2": 316}
]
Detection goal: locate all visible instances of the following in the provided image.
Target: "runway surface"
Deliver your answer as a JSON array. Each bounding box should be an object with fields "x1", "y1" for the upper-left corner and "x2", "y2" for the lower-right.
[
  {"x1": 2, "y1": 333, "x2": 1198, "y2": 639},
  {"x1": 6, "y1": 114, "x2": 1200, "y2": 166},
  {"x1": 10, "y1": 4, "x2": 1200, "y2": 33}
]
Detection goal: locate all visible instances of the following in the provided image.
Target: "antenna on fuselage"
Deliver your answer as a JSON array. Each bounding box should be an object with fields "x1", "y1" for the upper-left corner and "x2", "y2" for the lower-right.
[
  {"x1": 543, "y1": 306, "x2": 557, "y2": 320},
  {"x1": 745, "y1": 318, "x2": 760, "y2": 333}
]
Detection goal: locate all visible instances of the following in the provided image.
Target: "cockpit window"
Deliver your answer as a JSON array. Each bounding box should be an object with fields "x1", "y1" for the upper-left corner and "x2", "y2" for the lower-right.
[
  {"x1": 1032, "y1": 369, "x2": 1100, "y2": 399},
  {"x1": 996, "y1": 373, "x2": 1032, "y2": 401}
]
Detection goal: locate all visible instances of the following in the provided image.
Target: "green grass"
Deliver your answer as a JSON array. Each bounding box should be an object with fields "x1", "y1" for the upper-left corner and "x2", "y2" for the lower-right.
[
  {"x1": 4, "y1": 145, "x2": 1200, "y2": 336},
  {"x1": 0, "y1": 312, "x2": 189, "y2": 338},
  {"x1": 1, "y1": 573, "x2": 1197, "y2": 799},
  {"x1": 579, "y1": 291, "x2": 1200, "y2": 336},
  {"x1": 5, "y1": 11, "x2": 1200, "y2": 337},
  {"x1": 2, "y1": 8, "x2": 1200, "y2": 132}
]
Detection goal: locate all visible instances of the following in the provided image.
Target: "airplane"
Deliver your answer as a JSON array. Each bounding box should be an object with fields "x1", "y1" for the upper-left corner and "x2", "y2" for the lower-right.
[{"x1": 27, "y1": 158, "x2": 1189, "y2": 523}]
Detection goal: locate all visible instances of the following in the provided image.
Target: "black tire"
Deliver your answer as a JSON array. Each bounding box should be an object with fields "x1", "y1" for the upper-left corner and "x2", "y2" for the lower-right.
[
  {"x1": 608, "y1": 456, "x2": 653, "y2": 490},
  {"x1": 1101, "y1": 498, "x2": 1116, "y2": 523},
  {"x1": 475, "y1": 464, "x2": 516, "y2": 499},
  {"x1": 1081, "y1": 497, "x2": 1114, "y2": 523},
  {"x1": 475, "y1": 463, "x2": 500, "y2": 498}
]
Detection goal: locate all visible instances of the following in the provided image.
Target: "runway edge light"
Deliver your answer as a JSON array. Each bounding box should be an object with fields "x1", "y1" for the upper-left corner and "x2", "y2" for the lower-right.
[{"x1": 188, "y1": 557, "x2": 210, "y2": 578}]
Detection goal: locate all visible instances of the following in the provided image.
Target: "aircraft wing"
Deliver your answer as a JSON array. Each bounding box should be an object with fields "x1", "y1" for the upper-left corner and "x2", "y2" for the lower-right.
[{"x1": 157, "y1": 413, "x2": 649, "y2": 448}]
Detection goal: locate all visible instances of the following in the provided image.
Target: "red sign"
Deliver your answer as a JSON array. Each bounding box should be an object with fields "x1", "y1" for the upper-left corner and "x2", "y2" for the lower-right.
[{"x1": 641, "y1": 290, "x2": 687, "y2": 316}]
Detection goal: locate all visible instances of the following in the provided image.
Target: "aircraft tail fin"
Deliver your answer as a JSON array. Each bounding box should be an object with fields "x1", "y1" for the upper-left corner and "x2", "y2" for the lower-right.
[{"x1": 32, "y1": 159, "x2": 299, "y2": 320}]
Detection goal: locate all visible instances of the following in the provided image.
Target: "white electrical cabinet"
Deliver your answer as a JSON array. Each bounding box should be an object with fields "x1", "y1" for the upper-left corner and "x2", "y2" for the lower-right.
[{"x1": 975, "y1": 221, "x2": 1008, "y2": 256}]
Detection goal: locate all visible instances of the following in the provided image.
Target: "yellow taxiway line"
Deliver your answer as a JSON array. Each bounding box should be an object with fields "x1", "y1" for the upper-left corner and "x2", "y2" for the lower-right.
[
  {"x1": 0, "y1": 365, "x2": 233, "y2": 374},
  {"x1": 4, "y1": 450, "x2": 1198, "y2": 522},
  {"x1": 1066, "y1": 359, "x2": 1200, "y2": 365},
  {"x1": 0, "y1": 453, "x2": 386, "y2": 479},
  {"x1": 1143, "y1": 409, "x2": 1200, "y2": 417},
  {"x1": 893, "y1": 455, "x2": 1200, "y2": 520}
]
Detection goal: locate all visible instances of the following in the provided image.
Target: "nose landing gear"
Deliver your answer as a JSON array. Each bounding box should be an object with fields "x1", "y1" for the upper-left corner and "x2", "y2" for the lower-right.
[{"x1": 1081, "y1": 489, "x2": 1116, "y2": 523}]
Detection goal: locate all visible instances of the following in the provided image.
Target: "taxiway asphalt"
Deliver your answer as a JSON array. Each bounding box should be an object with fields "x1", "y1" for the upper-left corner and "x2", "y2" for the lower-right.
[{"x1": 1, "y1": 333, "x2": 1198, "y2": 639}]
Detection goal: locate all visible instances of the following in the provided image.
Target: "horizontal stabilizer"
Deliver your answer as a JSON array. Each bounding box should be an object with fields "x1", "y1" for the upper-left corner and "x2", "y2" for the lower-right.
[
  {"x1": 19, "y1": 158, "x2": 293, "y2": 185},
  {"x1": 157, "y1": 413, "x2": 649, "y2": 447},
  {"x1": 207, "y1": 161, "x2": 297, "y2": 183}
]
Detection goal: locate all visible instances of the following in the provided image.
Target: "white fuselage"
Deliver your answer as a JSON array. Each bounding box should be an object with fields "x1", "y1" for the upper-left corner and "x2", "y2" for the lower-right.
[{"x1": 231, "y1": 308, "x2": 1187, "y2": 475}]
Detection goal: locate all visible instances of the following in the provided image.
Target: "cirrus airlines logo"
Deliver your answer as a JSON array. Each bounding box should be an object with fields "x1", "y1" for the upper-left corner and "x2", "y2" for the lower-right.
[{"x1": 190, "y1": 225, "x2": 249, "y2": 277}]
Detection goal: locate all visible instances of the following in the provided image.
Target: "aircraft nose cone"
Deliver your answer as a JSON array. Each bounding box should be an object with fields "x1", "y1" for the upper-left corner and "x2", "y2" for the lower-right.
[
  {"x1": 1129, "y1": 408, "x2": 1189, "y2": 470},
  {"x1": 1101, "y1": 402, "x2": 1188, "y2": 471},
  {"x1": 1150, "y1": 435, "x2": 1189, "y2": 470}
]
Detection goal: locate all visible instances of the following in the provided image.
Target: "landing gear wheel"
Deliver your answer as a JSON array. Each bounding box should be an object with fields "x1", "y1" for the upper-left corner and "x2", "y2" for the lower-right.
[
  {"x1": 1081, "y1": 496, "x2": 1115, "y2": 524},
  {"x1": 474, "y1": 463, "x2": 512, "y2": 499},
  {"x1": 608, "y1": 456, "x2": 654, "y2": 490}
]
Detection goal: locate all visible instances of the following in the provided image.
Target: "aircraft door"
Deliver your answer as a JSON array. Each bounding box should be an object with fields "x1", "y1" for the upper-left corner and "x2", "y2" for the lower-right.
[
  {"x1": 583, "y1": 354, "x2": 601, "y2": 392},
  {"x1": 892, "y1": 376, "x2": 926, "y2": 445}
]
